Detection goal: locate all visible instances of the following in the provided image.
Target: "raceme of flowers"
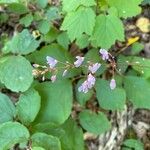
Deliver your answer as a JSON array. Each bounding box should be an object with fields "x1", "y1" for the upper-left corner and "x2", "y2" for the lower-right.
[{"x1": 33, "y1": 49, "x2": 116, "y2": 93}]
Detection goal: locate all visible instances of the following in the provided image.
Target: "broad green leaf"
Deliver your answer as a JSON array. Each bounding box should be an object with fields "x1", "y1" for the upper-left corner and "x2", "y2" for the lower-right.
[
  {"x1": 54, "y1": 118, "x2": 84, "y2": 150},
  {"x1": 124, "y1": 76, "x2": 150, "y2": 109},
  {"x1": 79, "y1": 110, "x2": 111, "y2": 135},
  {"x1": 57, "y1": 32, "x2": 70, "y2": 49},
  {"x1": 131, "y1": 42, "x2": 144, "y2": 55},
  {"x1": 38, "y1": 20, "x2": 51, "y2": 34},
  {"x1": 34, "y1": 80, "x2": 72, "y2": 125},
  {"x1": 91, "y1": 14, "x2": 124, "y2": 49},
  {"x1": 106, "y1": 0, "x2": 143, "y2": 18},
  {"x1": 76, "y1": 79, "x2": 94, "y2": 106},
  {"x1": 0, "y1": 0, "x2": 19, "y2": 4},
  {"x1": 7, "y1": 3, "x2": 28, "y2": 14},
  {"x1": 95, "y1": 79, "x2": 126, "y2": 110},
  {"x1": 62, "y1": 0, "x2": 96, "y2": 12},
  {"x1": 131, "y1": 56, "x2": 150, "y2": 78},
  {"x1": 61, "y1": 7, "x2": 96, "y2": 41},
  {"x1": 32, "y1": 147, "x2": 45, "y2": 150},
  {"x1": 20, "y1": 14, "x2": 33, "y2": 27},
  {"x1": 0, "y1": 93, "x2": 16, "y2": 123},
  {"x1": 31, "y1": 132, "x2": 61, "y2": 150},
  {"x1": 3, "y1": 29, "x2": 39, "y2": 55},
  {"x1": 16, "y1": 89, "x2": 41, "y2": 125},
  {"x1": 123, "y1": 139, "x2": 144, "y2": 150},
  {"x1": 0, "y1": 56, "x2": 33, "y2": 92},
  {"x1": 0, "y1": 122, "x2": 30, "y2": 150},
  {"x1": 76, "y1": 34, "x2": 90, "y2": 49}
]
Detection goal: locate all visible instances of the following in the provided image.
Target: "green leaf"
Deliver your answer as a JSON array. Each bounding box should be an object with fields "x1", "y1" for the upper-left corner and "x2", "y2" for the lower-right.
[
  {"x1": 76, "y1": 34, "x2": 90, "y2": 49},
  {"x1": 32, "y1": 147, "x2": 45, "y2": 150},
  {"x1": 131, "y1": 42, "x2": 144, "y2": 55},
  {"x1": 38, "y1": 20, "x2": 51, "y2": 34},
  {"x1": 31, "y1": 132, "x2": 61, "y2": 150},
  {"x1": 79, "y1": 110, "x2": 111, "y2": 135},
  {"x1": 0, "y1": 122, "x2": 30, "y2": 149},
  {"x1": 124, "y1": 76, "x2": 150, "y2": 109},
  {"x1": 16, "y1": 89, "x2": 41, "y2": 125},
  {"x1": 20, "y1": 14, "x2": 33, "y2": 27},
  {"x1": 37, "y1": 0, "x2": 48, "y2": 8},
  {"x1": 57, "y1": 32, "x2": 70, "y2": 49},
  {"x1": 0, "y1": 0, "x2": 19, "y2": 4},
  {"x1": 62, "y1": 0, "x2": 96, "y2": 12},
  {"x1": 0, "y1": 93, "x2": 16, "y2": 123},
  {"x1": 131, "y1": 56, "x2": 150, "y2": 78},
  {"x1": 61, "y1": 7, "x2": 96, "y2": 41},
  {"x1": 7, "y1": 3, "x2": 28, "y2": 14},
  {"x1": 34, "y1": 80, "x2": 72, "y2": 125},
  {"x1": 123, "y1": 139, "x2": 144, "y2": 150},
  {"x1": 91, "y1": 14, "x2": 124, "y2": 49},
  {"x1": 45, "y1": 7, "x2": 61, "y2": 21},
  {"x1": 54, "y1": 118, "x2": 84, "y2": 150},
  {"x1": 106, "y1": 0, "x2": 142, "y2": 18},
  {"x1": 76, "y1": 79, "x2": 94, "y2": 106},
  {"x1": 95, "y1": 79, "x2": 126, "y2": 110},
  {"x1": 3, "y1": 29, "x2": 39, "y2": 55},
  {"x1": 0, "y1": 56, "x2": 33, "y2": 92}
]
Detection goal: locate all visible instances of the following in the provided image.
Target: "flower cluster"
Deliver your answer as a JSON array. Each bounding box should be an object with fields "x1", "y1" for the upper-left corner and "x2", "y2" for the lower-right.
[{"x1": 33, "y1": 49, "x2": 116, "y2": 92}]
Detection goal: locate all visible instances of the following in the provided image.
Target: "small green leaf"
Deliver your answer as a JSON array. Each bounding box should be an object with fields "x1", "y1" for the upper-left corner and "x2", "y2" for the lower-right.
[
  {"x1": 7, "y1": 3, "x2": 28, "y2": 14},
  {"x1": 62, "y1": 0, "x2": 96, "y2": 12},
  {"x1": 3, "y1": 29, "x2": 39, "y2": 55},
  {"x1": 34, "y1": 80, "x2": 73, "y2": 125},
  {"x1": 37, "y1": 0, "x2": 48, "y2": 8},
  {"x1": 131, "y1": 42, "x2": 144, "y2": 55},
  {"x1": 91, "y1": 14, "x2": 124, "y2": 49},
  {"x1": 123, "y1": 139, "x2": 144, "y2": 150},
  {"x1": 31, "y1": 132, "x2": 61, "y2": 150},
  {"x1": 0, "y1": 56, "x2": 33, "y2": 92},
  {"x1": 61, "y1": 7, "x2": 96, "y2": 41},
  {"x1": 0, "y1": 122, "x2": 30, "y2": 149},
  {"x1": 106, "y1": 0, "x2": 143, "y2": 18},
  {"x1": 124, "y1": 76, "x2": 150, "y2": 109},
  {"x1": 32, "y1": 147, "x2": 45, "y2": 150},
  {"x1": 57, "y1": 32, "x2": 70, "y2": 49},
  {"x1": 0, "y1": 93, "x2": 16, "y2": 123},
  {"x1": 38, "y1": 20, "x2": 51, "y2": 34},
  {"x1": 16, "y1": 89, "x2": 41, "y2": 125},
  {"x1": 20, "y1": 14, "x2": 33, "y2": 27},
  {"x1": 95, "y1": 79, "x2": 126, "y2": 110},
  {"x1": 79, "y1": 110, "x2": 111, "y2": 135}
]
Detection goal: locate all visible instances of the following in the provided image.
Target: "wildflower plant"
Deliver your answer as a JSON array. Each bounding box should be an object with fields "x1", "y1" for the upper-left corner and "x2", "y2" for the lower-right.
[{"x1": 0, "y1": 0, "x2": 149, "y2": 149}]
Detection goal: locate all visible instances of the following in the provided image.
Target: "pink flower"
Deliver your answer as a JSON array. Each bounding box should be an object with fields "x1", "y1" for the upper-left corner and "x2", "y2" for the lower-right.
[
  {"x1": 62, "y1": 69, "x2": 68, "y2": 77},
  {"x1": 78, "y1": 74, "x2": 96, "y2": 93},
  {"x1": 51, "y1": 75, "x2": 56, "y2": 83},
  {"x1": 88, "y1": 63, "x2": 101, "y2": 74},
  {"x1": 87, "y1": 73, "x2": 96, "y2": 89},
  {"x1": 99, "y1": 49, "x2": 109, "y2": 60},
  {"x1": 74, "y1": 56, "x2": 84, "y2": 67},
  {"x1": 110, "y1": 79, "x2": 116, "y2": 90},
  {"x1": 78, "y1": 81, "x2": 89, "y2": 93},
  {"x1": 46, "y1": 56, "x2": 58, "y2": 69}
]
